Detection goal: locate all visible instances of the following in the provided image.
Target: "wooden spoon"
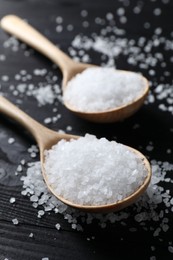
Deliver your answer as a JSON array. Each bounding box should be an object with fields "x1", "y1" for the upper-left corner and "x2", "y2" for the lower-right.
[
  {"x1": 1, "y1": 15, "x2": 149, "y2": 123},
  {"x1": 0, "y1": 95, "x2": 151, "y2": 212}
]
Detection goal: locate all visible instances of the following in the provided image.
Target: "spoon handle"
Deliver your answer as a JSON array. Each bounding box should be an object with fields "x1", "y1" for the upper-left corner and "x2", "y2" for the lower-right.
[
  {"x1": 0, "y1": 95, "x2": 49, "y2": 146},
  {"x1": 1, "y1": 15, "x2": 73, "y2": 73}
]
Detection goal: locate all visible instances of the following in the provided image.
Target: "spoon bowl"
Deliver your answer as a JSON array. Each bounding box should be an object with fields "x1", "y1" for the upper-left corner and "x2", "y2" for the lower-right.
[
  {"x1": 0, "y1": 95, "x2": 151, "y2": 212},
  {"x1": 1, "y1": 15, "x2": 149, "y2": 123}
]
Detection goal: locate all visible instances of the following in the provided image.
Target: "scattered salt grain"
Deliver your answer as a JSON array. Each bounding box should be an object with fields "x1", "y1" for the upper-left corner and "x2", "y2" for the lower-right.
[
  {"x1": 20, "y1": 157, "x2": 173, "y2": 253},
  {"x1": 153, "y1": 8, "x2": 162, "y2": 16},
  {"x1": 9, "y1": 197, "x2": 16, "y2": 204},
  {"x1": 44, "y1": 134, "x2": 148, "y2": 206},
  {"x1": 63, "y1": 68, "x2": 146, "y2": 112},
  {"x1": 1, "y1": 75, "x2": 9, "y2": 82},
  {"x1": 44, "y1": 117, "x2": 52, "y2": 124},
  {"x1": 150, "y1": 256, "x2": 156, "y2": 260},
  {"x1": 20, "y1": 159, "x2": 26, "y2": 165},
  {"x1": 168, "y1": 246, "x2": 173, "y2": 253},
  {"x1": 30, "y1": 152, "x2": 37, "y2": 158},
  {"x1": 29, "y1": 232, "x2": 34, "y2": 238},
  {"x1": 16, "y1": 165, "x2": 23, "y2": 172},
  {"x1": 167, "y1": 149, "x2": 171, "y2": 154},
  {"x1": 0, "y1": 54, "x2": 6, "y2": 61},
  {"x1": 33, "y1": 68, "x2": 47, "y2": 76},
  {"x1": 12, "y1": 218, "x2": 19, "y2": 225},
  {"x1": 56, "y1": 16, "x2": 63, "y2": 24},
  {"x1": 66, "y1": 125, "x2": 72, "y2": 131},
  {"x1": 56, "y1": 25, "x2": 63, "y2": 33},
  {"x1": 71, "y1": 223, "x2": 77, "y2": 229},
  {"x1": 38, "y1": 210, "x2": 45, "y2": 218},
  {"x1": 146, "y1": 143, "x2": 154, "y2": 152},
  {"x1": 81, "y1": 10, "x2": 88, "y2": 17},
  {"x1": 67, "y1": 24, "x2": 74, "y2": 31},
  {"x1": 55, "y1": 223, "x2": 61, "y2": 230},
  {"x1": 8, "y1": 137, "x2": 15, "y2": 144},
  {"x1": 30, "y1": 195, "x2": 39, "y2": 202}
]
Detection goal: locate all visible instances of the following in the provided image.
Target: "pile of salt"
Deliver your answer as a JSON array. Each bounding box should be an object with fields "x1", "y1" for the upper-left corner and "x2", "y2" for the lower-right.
[
  {"x1": 63, "y1": 67, "x2": 146, "y2": 112},
  {"x1": 44, "y1": 134, "x2": 147, "y2": 206}
]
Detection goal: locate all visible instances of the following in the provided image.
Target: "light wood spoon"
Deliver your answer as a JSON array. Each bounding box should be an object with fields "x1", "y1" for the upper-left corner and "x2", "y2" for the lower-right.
[
  {"x1": 1, "y1": 15, "x2": 149, "y2": 123},
  {"x1": 0, "y1": 95, "x2": 151, "y2": 212}
]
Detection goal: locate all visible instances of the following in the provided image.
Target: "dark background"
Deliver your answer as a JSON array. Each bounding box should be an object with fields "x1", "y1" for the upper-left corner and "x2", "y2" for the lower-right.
[{"x1": 0, "y1": 0, "x2": 173, "y2": 259}]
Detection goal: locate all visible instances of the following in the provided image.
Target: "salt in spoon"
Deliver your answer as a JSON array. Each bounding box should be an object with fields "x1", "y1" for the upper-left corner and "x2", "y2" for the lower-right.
[
  {"x1": 1, "y1": 15, "x2": 149, "y2": 123},
  {"x1": 0, "y1": 95, "x2": 151, "y2": 212}
]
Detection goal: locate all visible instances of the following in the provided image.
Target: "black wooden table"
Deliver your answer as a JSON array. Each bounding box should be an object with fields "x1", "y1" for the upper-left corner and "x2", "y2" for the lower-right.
[{"x1": 0, "y1": 0, "x2": 173, "y2": 259}]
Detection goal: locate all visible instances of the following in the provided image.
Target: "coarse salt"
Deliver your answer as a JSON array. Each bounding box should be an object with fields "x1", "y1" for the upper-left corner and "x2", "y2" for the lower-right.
[
  {"x1": 9, "y1": 197, "x2": 16, "y2": 204},
  {"x1": 63, "y1": 68, "x2": 146, "y2": 112},
  {"x1": 44, "y1": 134, "x2": 147, "y2": 206},
  {"x1": 12, "y1": 218, "x2": 19, "y2": 225}
]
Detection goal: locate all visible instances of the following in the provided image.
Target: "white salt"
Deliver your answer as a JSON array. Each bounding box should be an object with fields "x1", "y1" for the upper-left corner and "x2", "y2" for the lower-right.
[
  {"x1": 9, "y1": 197, "x2": 16, "y2": 204},
  {"x1": 8, "y1": 137, "x2": 15, "y2": 144},
  {"x1": 63, "y1": 68, "x2": 146, "y2": 112},
  {"x1": 153, "y1": 8, "x2": 162, "y2": 16},
  {"x1": 44, "y1": 134, "x2": 148, "y2": 206},
  {"x1": 12, "y1": 218, "x2": 19, "y2": 225},
  {"x1": 33, "y1": 85, "x2": 55, "y2": 106},
  {"x1": 44, "y1": 117, "x2": 52, "y2": 124},
  {"x1": 55, "y1": 223, "x2": 61, "y2": 230},
  {"x1": 16, "y1": 165, "x2": 23, "y2": 172}
]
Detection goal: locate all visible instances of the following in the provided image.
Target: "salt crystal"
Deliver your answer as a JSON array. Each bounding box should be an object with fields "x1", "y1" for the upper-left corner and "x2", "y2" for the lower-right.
[
  {"x1": 117, "y1": 8, "x2": 125, "y2": 16},
  {"x1": 81, "y1": 10, "x2": 88, "y2": 17},
  {"x1": 63, "y1": 68, "x2": 146, "y2": 112},
  {"x1": 8, "y1": 137, "x2": 15, "y2": 144},
  {"x1": 9, "y1": 197, "x2": 16, "y2": 204},
  {"x1": 29, "y1": 232, "x2": 34, "y2": 238},
  {"x1": 38, "y1": 210, "x2": 45, "y2": 218},
  {"x1": 1, "y1": 75, "x2": 9, "y2": 82},
  {"x1": 150, "y1": 256, "x2": 156, "y2": 260},
  {"x1": 119, "y1": 16, "x2": 127, "y2": 24},
  {"x1": 106, "y1": 13, "x2": 114, "y2": 20},
  {"x1": 71, "y1": 223, "x2": 77, "y2": 229},
  {"x1": 153, "y1": 8, "x2": 162, "y2": 16},
  {"x1": 162, "y1": 224, "x2": 169, "y2": 232},
  {"x1": 133, "y1": 6, "x2": 142, "y2": 14},
  {"x1": 0, "y1": 54, "x2": 6, "y2": 61},
  {"x1": 56, "y1": 25, "x2": 63, "y2": 33},
  {"x1": 146, "y1": 144, "x2": 154, "y2": 152},
  {"x1": 20, "y1": 159, "x2": 26, "y2": 165},
  {"x1": 17, "y1": 165, "x2": 22, "y2": 172},
  {"x1": 44, "y1": 118, "x2": 52, "y2": 124},
  {"x1": 82, "y1": 21, "x2": 89, "y2": 28},
  {"x1": 12, "y1": 218, "x2": 19, "y2": 225},
  {"x1": 66, "y1": 125, "x2": 72, "y2": 131},
  {"x1": 44, "y1": 134, "x2": 148, "y2": 206},
  {"x1": 55, "y1": 223, "x2": 61, "y2": 230},
  {"x1": 56, "y1": 16, "x2": 63, "y2": 24},
  {"x1": 168, "y1": 246, "x2": 173, "y2": 253},
  {"x1": 30, "y1": 152, "x2": 37, "y2": 158},
  {"x1": 153, "y1": 227, "x2": 161, "y2": 237},
  {"x1": 30, "y1": 195, "x2": 38, "y2": 202},
  {"x1": 67, "y1": 24, "x2": 74, "y2": 31}
]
